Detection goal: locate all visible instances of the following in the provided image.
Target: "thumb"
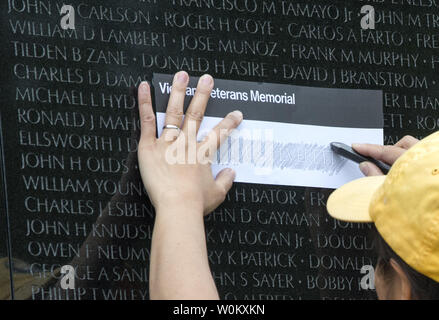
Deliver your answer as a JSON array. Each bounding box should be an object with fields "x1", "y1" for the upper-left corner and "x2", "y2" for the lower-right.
[
  {"x1": 359, "y1": 162, "x2": 384, "y2": 177},
  {"x1": 215, "y1": 168, "x2": 236, "y2": 195}
]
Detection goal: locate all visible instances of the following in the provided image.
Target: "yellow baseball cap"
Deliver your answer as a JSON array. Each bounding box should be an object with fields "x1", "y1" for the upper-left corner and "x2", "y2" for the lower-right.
[{"x1": 327, "y1": 131, "x2": 439, "y2": 282}]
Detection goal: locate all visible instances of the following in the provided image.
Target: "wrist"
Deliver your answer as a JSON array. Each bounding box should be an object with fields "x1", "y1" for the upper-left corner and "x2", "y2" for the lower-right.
[{"x1": 155, "y1": 201, "x2": 204, "y2": 218}]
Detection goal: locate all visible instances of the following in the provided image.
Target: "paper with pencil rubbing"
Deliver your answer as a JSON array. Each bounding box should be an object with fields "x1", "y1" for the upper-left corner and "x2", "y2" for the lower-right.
[{"x1": 152, "y1": 73, "x2": 383, "y2": 189}]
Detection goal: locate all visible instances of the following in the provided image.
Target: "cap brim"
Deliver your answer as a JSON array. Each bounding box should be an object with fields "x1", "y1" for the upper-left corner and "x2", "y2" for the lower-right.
[{"x1": 327, "y1": 176, "x2": 386, "y2": 223}]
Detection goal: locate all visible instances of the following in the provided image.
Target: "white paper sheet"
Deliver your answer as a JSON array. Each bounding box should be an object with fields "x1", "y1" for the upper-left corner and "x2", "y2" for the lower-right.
[{"x1": 156, "y1": 113, "x2": 383, "y2": 189}]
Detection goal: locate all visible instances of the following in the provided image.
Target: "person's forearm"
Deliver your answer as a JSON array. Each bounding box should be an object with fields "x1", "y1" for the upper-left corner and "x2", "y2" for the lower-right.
[
  {"x1": 136, "y1": 75, "x2": 240, "y2": 299},
  {"x1": 149, "y1": 203, "x2": 219, "y2": 300}
]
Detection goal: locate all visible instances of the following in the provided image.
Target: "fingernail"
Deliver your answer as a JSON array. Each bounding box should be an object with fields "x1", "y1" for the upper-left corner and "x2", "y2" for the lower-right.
[
  {"x1": 175, "y1": 71, "x2": 188, "y2": 83},
  {"x1": 200, "y1": 74, "x2": 213, "y2": 86},
  {"x1": 352, "y1": 143, "x2": 362, "y2": 149},
  {"x1": 231, "y1": 110, "x2": 243, "y2": 120},
  {"x1": 359, "y1": 162, "x2": 369, "y2": 176},
  {"x1": 140, "y1": 81, "x2": 149, "y2": 92},
  {"x1": 227, "y1": 168, "x2": 236, "y2": 179}
]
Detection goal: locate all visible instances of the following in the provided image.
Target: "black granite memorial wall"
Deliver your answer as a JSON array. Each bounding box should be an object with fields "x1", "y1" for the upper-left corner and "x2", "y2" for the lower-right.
[{"x1": 0, "y1": 0, "x2": 438, "y2": 300}]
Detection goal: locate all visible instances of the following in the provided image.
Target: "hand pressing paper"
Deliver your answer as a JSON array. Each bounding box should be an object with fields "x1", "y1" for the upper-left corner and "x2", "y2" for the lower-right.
[{"x1": 152, "y1": 73, "x2": 383, "y2": 189}]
